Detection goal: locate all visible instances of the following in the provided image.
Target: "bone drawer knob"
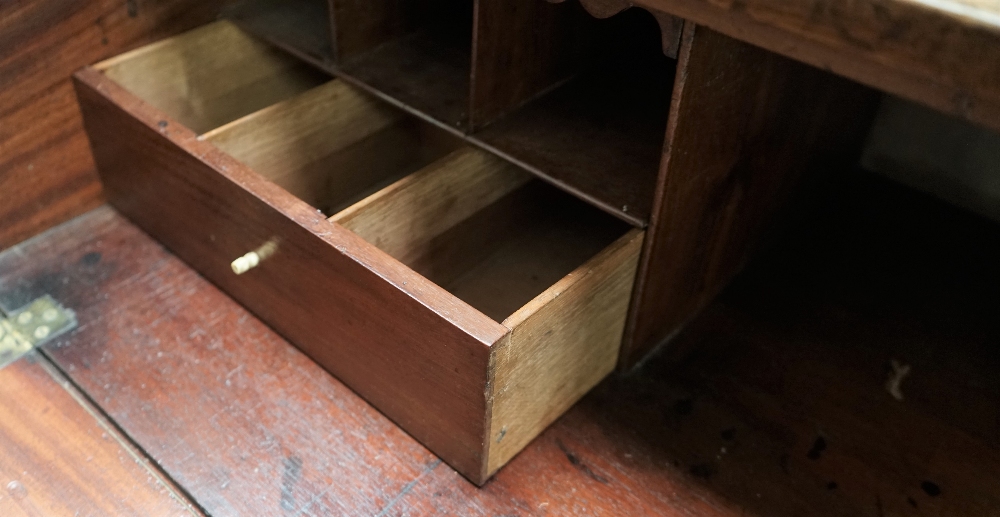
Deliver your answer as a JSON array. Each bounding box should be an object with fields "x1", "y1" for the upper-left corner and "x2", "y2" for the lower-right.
[{"x1": 231, "y1": 240, "x2": 278, "y2": 275}]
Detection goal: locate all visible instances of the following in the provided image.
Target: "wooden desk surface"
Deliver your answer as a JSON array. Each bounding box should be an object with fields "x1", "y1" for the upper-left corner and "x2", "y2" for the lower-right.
[
  {"x1": 634, "y1": 0, "x2": 1000, "y2": 132},
  {"x1": 0, "y1": 356, "x2": 196, "y2": 516},
  {"x1": 0, "y1": 170, "x2": 997, "y2": 516}
]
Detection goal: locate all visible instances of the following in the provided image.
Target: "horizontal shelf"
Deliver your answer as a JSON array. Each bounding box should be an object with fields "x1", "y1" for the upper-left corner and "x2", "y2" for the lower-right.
[
  {"x1": 222, "y1": 0, "x2": 334, "y2": 68},
  {"x1": 474, "y1": 62, "x2": 675, "y2": 227},
  {"x1": 340, "y1": 30, "x2": 471, "y2": 130}
]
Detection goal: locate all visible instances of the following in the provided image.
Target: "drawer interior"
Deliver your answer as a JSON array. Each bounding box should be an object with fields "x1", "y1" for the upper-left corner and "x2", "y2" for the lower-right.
[
  {"x1": 202, "y1": 80, "x2": 461, "y2": 214},
  {"x1": 95, "y1": 21, "x2": 329, "y2": 134},
  {"x1": 332, "y1": 148, "x2": 632, "y2": 322},
  {"x1": 79, "y1": 18, "x2": 645, "y2": 484}
]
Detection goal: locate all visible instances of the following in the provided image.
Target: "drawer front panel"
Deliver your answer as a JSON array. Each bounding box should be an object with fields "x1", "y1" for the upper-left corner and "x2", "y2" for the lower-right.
[{"x1": 74, "y1": 68, "x2": 505, "y2": 480}]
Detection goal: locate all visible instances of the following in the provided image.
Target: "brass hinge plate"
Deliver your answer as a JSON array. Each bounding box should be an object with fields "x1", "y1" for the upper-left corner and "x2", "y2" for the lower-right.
[{"x1": 0, "y1": 296, "x2": 76, "y2": 370}]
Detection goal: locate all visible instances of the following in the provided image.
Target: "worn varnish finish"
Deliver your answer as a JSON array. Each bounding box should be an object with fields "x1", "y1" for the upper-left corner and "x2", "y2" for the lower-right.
[
  {"x1": 74, "y1": 67, "x2": 503, "y2": 482},
  {"x1": 634, "y1": 0, "x2": 1000, "y2": 132},
  {"x1": 0, "y1": 207, "x2": 687, "y2": 515},
  {"x1": 0, "y1": 209, "x2": 450, "y2": 516},
  {"x1": 4, "y1": 169, "x2": 999, "y2": 514},
  {"x1": 0, "y1": 0, "x2": 226, "y2": 251},
  {"x1": 621, "y1": 24, "x2": 880, "y2": 368},
  {"x1": 75, "y1": 37, "x2": 641, "y2": 479},
  {"x1": 0, "y1": 354, "x2": 198, "y2": 517}
]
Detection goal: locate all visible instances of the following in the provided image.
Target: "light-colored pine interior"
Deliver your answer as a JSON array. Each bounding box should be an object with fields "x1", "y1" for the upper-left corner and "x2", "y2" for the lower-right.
[
  {"x1": 333, "y1": 147, "x2": 632, "y2": 322},
  {"x1": 486, "y1": 228, "x2": 643, "y2": 477},
  {"x1": 97, "y1": 21, "x2": 327, "y2": 134},
  {"x1": 204, "y1": 79, "x2": 461, "y2": 214}
]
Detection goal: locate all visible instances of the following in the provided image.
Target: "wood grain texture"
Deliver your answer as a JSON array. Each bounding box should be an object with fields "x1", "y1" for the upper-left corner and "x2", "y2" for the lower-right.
[
  {"x1": 474, "y1": 7, "x2": 675, "y2": 226},
  {"x1": 470, "y1": 0, "x2": 591, "y2": 129},
  {"x1": 633, "y1": 0, "x2": 1000, "y2": 132},
  {"x1": 332, "y1": 147, "x2": 532, "y2": 267},
  {"x1": 98, "y1": 21, "x2": 328, "y2": 134},
  {"x1": 621, "y1": 23, "x2": 880, "y2": 368},
  {"x1": 333, "y1": 144, "x2": 641, "y2": 480},
  {"x1": 74, "y1": 67, "x2": 507, "y2": 483},
  {"x1": 0, "y1": 206, "x2": 705, "y2": 516},
  {"x1": 7, "y1": 169, "x2": 1000, "y2": 515},
  {"x1": 77, "y1": 43, "x2": 642, "y2": 480},
  {"x1": 205, "y1": 79, "x2": 440, "y2": 213},
  {"x1": 0, "y1": 355, "x2": 198, "y2": 517},
  {"x1": 435, "y1": 181, "x2": 632, "y2": 322},
  {"x1": 487, "y1": 229, "x2": 643, "y2": 477},
  {"x1": 0, "y1": 208, "x2": 456, "y2": 516},
  {"x1": 0, "y1": 0, "x2": 227, "y2": 251}
]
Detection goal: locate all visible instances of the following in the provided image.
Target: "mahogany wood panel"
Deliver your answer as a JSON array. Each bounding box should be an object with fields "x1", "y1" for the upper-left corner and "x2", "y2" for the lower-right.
[
  {"x1": 73, "y1": 68, "x2": 506, "y2": 483},
  {"x1": 75, "y1": 37, "x2": 642, "y2": 480},
  {"x1": 3, "y1": 169, "x2": 998, "y2": 515},
  {"x1": 0, "y1": 355, "x2": 198, "y2": 517},
  {"x1": 621, "y1": 23, "x2": 880, "y2": 368},
  {"x1": 474, "y1": 7, "x2": 676, "y2": 226},
  {"x1": 0, "y1": 208, "x2": 453, "y2": 516},
  {"x1": 0, "y1": 207, "x2": 706, "y2": 515},
  {"x1": 632, "y1": 0, "x2": 1000, "y2": 132},
  {"x1": 469, "y1": 0, "x2": 591, "y2": 129},
  {"x1": 0, "y1": 0, "x2": 226, "y2": 251}
]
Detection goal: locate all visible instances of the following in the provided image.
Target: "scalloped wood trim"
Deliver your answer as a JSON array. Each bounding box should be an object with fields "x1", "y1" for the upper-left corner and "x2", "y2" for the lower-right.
[{"x1": 546, "y1": 0, "x2": 683, "y2": 58}]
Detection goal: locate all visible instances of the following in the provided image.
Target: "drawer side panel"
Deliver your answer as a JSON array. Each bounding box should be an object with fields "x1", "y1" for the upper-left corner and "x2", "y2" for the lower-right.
[{"x1": 486, "y1": 228, "x2": 645, "y2": 477}]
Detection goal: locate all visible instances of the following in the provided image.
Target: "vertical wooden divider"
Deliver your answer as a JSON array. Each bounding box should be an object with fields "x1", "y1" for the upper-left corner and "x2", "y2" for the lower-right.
[
  {"x1": 620, "y1": 22, "x2": 882, "y2": 368},
  {"x1": 469, "y1": 0, "x2": 591, "y2": 130}
]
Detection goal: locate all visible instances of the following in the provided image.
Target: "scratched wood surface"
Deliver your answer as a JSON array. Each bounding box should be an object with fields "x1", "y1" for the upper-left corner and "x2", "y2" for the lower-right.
[
  {"x1": 75, "y1": 66, "x2": 507, "y2": 482},
  {"x1": 630, "y1": 0, "x2": 1000, "y2": 132},
  {"x1": 0, "y1": 0, "x2": 228, "y2": 251},
  {"x1": 0, "y1": 354, "x2": 199, "y2": 517},
  {"x1": 0, "y1": 167, "x2": 997, "y2": 514}
]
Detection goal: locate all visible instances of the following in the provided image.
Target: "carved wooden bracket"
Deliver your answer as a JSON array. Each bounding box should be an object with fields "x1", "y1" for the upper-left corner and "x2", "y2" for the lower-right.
[
  {"x1": 546, "y1": 0, "x2": 684, "y2": 58},
  {"x1": 547, "y1": 0, "x2": 632, "y2": 18}
]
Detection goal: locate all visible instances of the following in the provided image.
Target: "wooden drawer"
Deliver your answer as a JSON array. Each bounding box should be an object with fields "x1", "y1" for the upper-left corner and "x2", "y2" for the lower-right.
[{"x1": 74, "y1": 21, "x2": 643, "y2": 484}]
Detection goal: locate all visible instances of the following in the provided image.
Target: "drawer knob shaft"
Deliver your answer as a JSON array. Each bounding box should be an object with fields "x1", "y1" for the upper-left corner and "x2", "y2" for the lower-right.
[{"x1": 231, "y1": 240, "x2": 278, "y2": 275}]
